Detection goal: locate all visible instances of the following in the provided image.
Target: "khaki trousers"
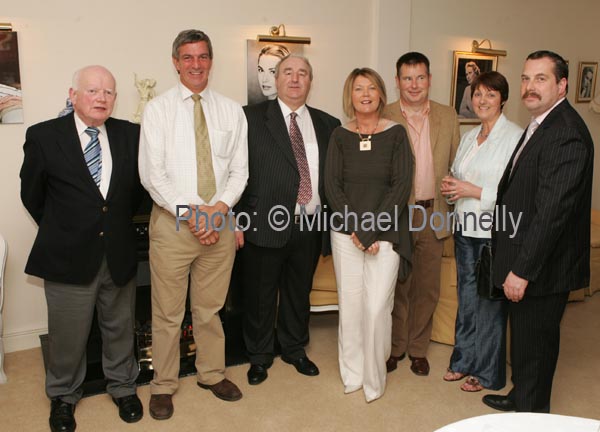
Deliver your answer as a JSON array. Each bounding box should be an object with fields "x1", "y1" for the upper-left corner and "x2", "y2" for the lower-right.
[
  {"x1": 391, "y1": 206, "x2": 444, "y2": 357},
  {"x1": 149, "y1": 205, "x2": 235, "y2": 394}
]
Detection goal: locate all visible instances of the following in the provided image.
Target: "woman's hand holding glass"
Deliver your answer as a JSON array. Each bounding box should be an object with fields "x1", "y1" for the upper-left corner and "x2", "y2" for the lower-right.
[{"x1": 441, "y1": 173, "x2": 482, "y2": 203}]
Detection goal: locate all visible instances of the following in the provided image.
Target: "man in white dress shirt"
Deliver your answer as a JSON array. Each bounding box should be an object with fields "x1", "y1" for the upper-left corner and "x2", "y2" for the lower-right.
[{"x1": 139, "y1": 30, "x2": 248, "y2": 420}]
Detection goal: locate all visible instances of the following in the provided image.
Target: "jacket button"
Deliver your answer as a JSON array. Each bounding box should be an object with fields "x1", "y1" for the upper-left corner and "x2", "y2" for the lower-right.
[
  {"x1": 99, "y1": 232, "x2": 104, "y2": 237},
  {"x1": 102, "y1": 206, "x2": 108, "y2": 213}
]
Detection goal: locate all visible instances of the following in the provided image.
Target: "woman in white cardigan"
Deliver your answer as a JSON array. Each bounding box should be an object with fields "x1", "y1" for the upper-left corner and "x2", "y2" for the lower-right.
[{"x1": 440, "y1": 71, "x2": 523, "y2": 392}]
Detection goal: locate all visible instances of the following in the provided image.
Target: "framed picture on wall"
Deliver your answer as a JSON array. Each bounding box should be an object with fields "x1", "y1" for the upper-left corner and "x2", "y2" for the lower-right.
[
  {"x1": 0, "y1": 31, "x2": 24, "y2": 124},
  {"x1": 247, "y1": 40, "x2": 304, "y2": 106},
  {"x1": 576, "y1": 62, "x2": 597, "y2": 103},
  {"x1": 450, "y1": 51, "x2": 498, "y2": 124}
]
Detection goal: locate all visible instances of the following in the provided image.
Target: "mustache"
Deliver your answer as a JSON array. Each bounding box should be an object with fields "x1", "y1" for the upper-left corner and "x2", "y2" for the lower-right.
[{"x1": 522, "y1": 91, "x2": 541, "y2": 100}]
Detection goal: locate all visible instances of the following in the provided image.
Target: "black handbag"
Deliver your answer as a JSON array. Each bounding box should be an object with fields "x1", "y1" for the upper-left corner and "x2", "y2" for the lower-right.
[{"x1": 476, "y1": 242, "x2": 506, "y2": 300}]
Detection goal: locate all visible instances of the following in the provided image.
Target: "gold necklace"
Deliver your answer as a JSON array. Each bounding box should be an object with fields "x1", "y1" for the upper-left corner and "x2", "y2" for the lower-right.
[{"x1": 356, "y1": 119, "x2": 379, "y2": 151}]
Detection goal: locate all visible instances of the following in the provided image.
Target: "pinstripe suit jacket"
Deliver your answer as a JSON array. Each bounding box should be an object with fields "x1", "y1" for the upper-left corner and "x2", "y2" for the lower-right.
[
  {"x1": 237, "y1": 99, "x2": 340, "y2": 252},
  {"x1": 492, "y1": 99, "x2": 594, "y2": 296}
]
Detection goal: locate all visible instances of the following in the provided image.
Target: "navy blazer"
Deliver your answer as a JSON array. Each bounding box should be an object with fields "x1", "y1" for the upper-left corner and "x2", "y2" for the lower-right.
[
  {"x1": 492, "y1": 100, "x2": 594, "y2": 296},
  {"x1": 236, "y1": 100, "x2": 340, "y2": 254},
  {"x1": 20, "y1": 113, "x2": 144, "y2": 285}
]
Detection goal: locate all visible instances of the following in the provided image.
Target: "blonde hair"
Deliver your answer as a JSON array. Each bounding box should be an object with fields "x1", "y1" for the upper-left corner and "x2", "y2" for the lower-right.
[{"x1": 342, "y1": 68, "x2": 387, "y2": 118}]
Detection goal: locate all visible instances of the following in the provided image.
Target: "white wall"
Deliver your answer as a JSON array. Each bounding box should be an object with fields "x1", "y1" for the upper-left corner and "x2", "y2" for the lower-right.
[{"x1": 0, "y1": 0, "x2": 410, "y2": 352}]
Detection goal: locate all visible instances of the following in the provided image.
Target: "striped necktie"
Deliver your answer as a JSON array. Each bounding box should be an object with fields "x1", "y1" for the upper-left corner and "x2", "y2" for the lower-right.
[
  {"x1": 289, "y1": 112, "x2": 312, "y2": 205},
  {"x1": 84, "y1": 127, "x2": 102, "y2": 187}
]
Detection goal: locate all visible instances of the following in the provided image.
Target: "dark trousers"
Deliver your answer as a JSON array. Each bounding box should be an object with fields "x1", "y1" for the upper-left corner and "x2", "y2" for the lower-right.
[
  {"x1": 241, "y1": 226, "x2": 321, "y2": 365},
  {"x1": 44, "y1": 258, "x2": 138, "y2": 404},
  {"x1": 508, "y1": 291, "x2": 569, "y2": 413}
]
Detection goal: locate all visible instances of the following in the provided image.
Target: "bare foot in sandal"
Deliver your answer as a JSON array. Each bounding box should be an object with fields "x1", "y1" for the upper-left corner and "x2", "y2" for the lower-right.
[
  {"x1": 443, "y1": 368, "x2": 467, "y2": 382},
  {"x1": 460, "y1": 376, "x2": 484, "y2": 392}
]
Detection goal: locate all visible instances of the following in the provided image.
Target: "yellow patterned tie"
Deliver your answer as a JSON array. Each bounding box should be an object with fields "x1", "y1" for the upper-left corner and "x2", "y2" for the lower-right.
[{"x1": 192, "y1": 94, "x2": 216, "y2": 202}]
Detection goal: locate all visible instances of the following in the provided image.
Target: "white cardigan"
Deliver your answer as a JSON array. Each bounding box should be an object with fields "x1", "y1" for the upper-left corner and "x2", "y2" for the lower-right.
[{"x1": 451, "y1": 113, "x2": 523, "y2": 238}]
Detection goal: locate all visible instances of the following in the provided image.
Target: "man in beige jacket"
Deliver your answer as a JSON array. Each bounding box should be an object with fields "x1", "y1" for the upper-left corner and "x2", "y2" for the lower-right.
[{"x1": 383, "y1": 52, "x2": 460, "y2": 376}]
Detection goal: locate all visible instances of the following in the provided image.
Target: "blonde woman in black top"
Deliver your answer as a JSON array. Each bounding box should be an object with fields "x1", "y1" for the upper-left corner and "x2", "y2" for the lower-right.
[{"x1": 325, "y1": 68, "x2": 413, "y2": 402}]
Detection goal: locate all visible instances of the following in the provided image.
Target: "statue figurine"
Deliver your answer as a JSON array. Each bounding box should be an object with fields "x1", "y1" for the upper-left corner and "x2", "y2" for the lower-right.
[{"x1": 133, "y1": 73, "x2": 156, "y2": 123}]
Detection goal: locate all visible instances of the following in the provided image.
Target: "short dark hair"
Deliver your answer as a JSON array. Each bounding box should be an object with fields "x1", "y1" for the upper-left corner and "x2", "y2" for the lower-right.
[
  {"x1": 396, "y1": 52, "x2": 430, "y2": 76},
  {"x1": 172, "y1": 29, "x2": 213, "y2": 59},
  {"x1": 526, "y1": 50, "x2": 568, "y2": 85},
  {"x1": 471, "y1": 71, "x2": 509, "y2": 109}
]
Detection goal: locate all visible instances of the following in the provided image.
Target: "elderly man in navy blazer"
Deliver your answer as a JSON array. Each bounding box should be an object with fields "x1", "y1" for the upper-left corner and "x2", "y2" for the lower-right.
[
  {"x1": 20, "y1": 65, "x2": 144, "y2": 432},
  {"x1": 483, "y1": 51, "x2": 594, "y2": 413}
]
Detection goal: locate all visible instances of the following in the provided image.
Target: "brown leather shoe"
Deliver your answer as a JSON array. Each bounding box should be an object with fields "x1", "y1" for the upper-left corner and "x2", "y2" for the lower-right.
[
  {"x1": 385, "y1": 353, "x2": 406, "y2": 373},
  {"x1": 409, "y1": 356, "x2": 430, "y2": 376},
  {"x1": 197, "y1": 378, "x2": 242, "y2": 402},
  {"x1": 149, "y1": 394, "x2": 173, "y2": 420}
]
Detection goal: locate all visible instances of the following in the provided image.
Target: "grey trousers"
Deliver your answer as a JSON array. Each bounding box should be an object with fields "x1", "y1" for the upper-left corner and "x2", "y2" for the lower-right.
[{"x1": 44, "y1": 258, "x2": 138, "y2": 403}]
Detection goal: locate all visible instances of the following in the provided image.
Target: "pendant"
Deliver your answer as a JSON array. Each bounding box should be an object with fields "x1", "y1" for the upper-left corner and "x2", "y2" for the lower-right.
[{"x1": 360, "y1": 139, "x2": 371, "y2": 151}]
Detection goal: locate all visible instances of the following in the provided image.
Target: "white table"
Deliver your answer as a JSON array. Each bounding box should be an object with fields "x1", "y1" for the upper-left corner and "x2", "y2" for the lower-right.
[{"x1": 435, "y1": 413, "x2": 600, "y2": 432}]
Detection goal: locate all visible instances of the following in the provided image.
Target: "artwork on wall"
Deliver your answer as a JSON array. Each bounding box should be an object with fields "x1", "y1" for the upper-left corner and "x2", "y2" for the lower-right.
[
  {"x1": 576, "y1": 62, "x2": 597, "y2": 103},
  {"x1": 450, "y1": 51, "x2": 498, "y2": 124},
  {"x1": 0, "y1": 31, "x2": 23, "y2": 124},
  {"x1": 246, "y1": 40, "x2": 304, "y2": 106}
]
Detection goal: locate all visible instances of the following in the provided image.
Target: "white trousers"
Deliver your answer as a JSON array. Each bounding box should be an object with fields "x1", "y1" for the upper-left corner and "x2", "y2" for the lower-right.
[{"x1": 331, "y1": 231, "x2": 399, "y2": 402}]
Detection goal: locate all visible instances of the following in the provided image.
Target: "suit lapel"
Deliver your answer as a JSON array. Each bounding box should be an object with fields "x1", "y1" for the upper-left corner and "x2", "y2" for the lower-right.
[
  {"x1": 105, "y1": 118, "x2": 122, "y2": 200},
  {"x1": 265, "y1": 100, "x2": 298, "y2": 171},
  {"x1": 307, "y1": 107, "x2": 328, "y2": 170},
  {"x1": 55, "y1": 114, "x2": 104, "y2": 199},
  {"x1": 428, "y1": 102, "x2": 441, "y2": 152}
]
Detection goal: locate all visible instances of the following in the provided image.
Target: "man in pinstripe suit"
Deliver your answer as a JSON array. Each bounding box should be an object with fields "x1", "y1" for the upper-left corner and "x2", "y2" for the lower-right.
[
  {"x1": 236, "y1": 55, "x2": 340, "y2": 385},
  {"x1": 483, "y1": 51, "x2": 594, "y2": 413}
]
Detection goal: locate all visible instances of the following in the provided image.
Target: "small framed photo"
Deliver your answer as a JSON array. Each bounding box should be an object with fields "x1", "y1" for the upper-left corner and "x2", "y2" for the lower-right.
[
  {"x1": 450, "y1": 51, "x2": 498, "y2": 124},
  {"x1": 576, "y1": 62, "x2": 597, "y2": 103}
]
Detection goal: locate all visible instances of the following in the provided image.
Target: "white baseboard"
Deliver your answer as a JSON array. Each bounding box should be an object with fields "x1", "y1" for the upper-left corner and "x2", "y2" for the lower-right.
[
  {"x1": 2, "y1": 327, "x2": 46, "y2": 353},
  {"x1": 310, "y1": 304, "x2": 339, "y2": 312}
]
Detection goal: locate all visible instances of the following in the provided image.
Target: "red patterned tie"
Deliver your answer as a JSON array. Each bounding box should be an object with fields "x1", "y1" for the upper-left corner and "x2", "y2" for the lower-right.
[{"x1": 289, "y1": 112, "x2": 312, "y2": 205}]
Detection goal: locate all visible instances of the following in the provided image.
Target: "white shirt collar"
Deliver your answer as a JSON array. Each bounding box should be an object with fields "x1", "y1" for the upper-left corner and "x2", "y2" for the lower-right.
[
  {"x1": 277, "y1": 98, "x2": 308, "y2": 119},
  {"x1": 178, "y1": 82, "x2": 210, "y2": 102},
  {"x1": 73, "y1": 112, "x2": 108, "y2": 137}
]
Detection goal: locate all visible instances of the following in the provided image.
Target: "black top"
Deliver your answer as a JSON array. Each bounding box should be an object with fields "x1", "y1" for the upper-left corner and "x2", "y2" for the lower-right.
[{"x1": 324, "y1": 123, "x2": 413, "y2": 270}]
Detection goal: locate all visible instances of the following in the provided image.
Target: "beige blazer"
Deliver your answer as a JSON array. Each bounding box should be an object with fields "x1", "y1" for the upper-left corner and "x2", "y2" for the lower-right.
[{"x1": 383, "y1": 100, "x2": 460, "y2": 239}]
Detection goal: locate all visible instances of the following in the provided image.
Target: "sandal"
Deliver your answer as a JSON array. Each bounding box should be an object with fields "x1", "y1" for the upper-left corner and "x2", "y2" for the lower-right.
[
  {"x1": 443, "y1": 368, "x2": 467, "y2": 382},
  {"x1": 460, "y1": 376, "x2": 484, "y2": 392}
]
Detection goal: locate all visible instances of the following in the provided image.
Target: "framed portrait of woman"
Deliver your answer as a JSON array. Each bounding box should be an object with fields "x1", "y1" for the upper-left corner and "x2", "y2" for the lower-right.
[
  {"x1": 246, "y1": 40, "x2": 304, "y2": 106},
  {"x1": 450, "y1": 51, "x2": 498, "y2": 124},
  {"x1": 576, "y1": 62, "x2": 597, "y2": 103},
  {"x1": 0, "y1": 31, "x2": 24, "y2": 124}
]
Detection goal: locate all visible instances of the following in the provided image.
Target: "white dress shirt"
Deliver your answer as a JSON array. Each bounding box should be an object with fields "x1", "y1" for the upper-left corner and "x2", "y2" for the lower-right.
[
  {"x1": 451, "y1": 113, "x2": 523, "y2": 238},
  {"x1": 74, "y1": 113, "x2": 112, "y2": 198},
  {"x1": 139, "y1": 83, "x2": 248, "y2": 216},
  {"x1": 277, "y1": 99, "x2": 321, "y2": 215}
]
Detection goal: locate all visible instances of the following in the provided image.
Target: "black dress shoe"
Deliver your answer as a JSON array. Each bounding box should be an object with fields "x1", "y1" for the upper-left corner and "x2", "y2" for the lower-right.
[
  {"x1": 482, "y1": 394, "x2": 516, "y2": 412},
  {"x1": 112, "y1": 394, "x2": 143, "y2": 423},
  {"x1": 282, "y1": 356, "x2": 319, "y2": 376},
  {"x1": 409, "y1": 355, "x2": 430, "y2": 376},
  {"x1": 247, "y1": 363, "x2": 271, "y2": 385},
  {"x1": 386, "y1": 353, "x2": 406, "y2": 373},
  {"x1": 49, "y1": 399, "x2": 76, "y2": 432}
]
